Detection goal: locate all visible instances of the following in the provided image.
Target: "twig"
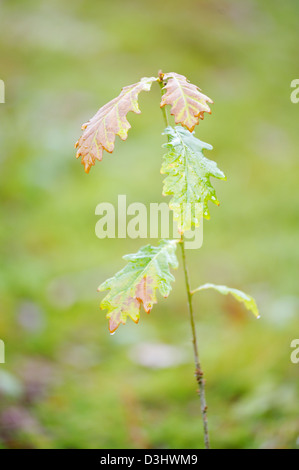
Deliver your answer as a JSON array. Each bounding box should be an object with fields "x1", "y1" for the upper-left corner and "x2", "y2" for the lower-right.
[
  {"x1": 158, "y1": 71, "x2": 169, "y2": 128},
  {"x1": 180, "y1": 236, "x2": 210, "y2": 449}
]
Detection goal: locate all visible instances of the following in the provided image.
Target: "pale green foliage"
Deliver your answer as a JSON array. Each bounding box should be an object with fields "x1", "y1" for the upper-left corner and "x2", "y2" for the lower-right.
[
  {"x1": 98, "y1": 240, "x2": 179, "y2": 333},
  {"x1": 161, "y1": 126, "x2": 226, "y2": 233},
  {"x1": 192, "y1": 283, "x2": 260, "y2": 318}
]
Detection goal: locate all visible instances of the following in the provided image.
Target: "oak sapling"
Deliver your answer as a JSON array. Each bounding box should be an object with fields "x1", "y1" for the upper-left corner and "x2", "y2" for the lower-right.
[{"x1": 75, "y1": 71, "x2": 260, "y2": 449}]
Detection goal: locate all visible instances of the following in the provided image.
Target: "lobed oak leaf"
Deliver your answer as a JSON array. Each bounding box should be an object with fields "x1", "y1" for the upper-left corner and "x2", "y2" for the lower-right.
[
  {"x1": 161, "y1": 126, "x2": 226, "y2": 233},
  {"x1": 75, "y1": 76, "x2": 157, "y2": 173},
  {"x1": 160, "y1": 72, "x2": 213, "y2": 132},
  {"x1": 98, "y1": 240, "x2": 178, "y2": 333}
]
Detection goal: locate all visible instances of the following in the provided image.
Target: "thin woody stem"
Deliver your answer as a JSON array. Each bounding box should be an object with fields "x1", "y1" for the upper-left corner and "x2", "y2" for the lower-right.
[
  {"x1": 180, "y1": 236, "x2": 210, "y2": 449},
  {"x1": 158, "y1": 71, "x2": 169, "y2": 128}
]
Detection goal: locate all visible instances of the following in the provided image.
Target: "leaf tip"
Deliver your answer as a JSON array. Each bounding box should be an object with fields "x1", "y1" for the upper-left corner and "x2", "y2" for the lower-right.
[
  {"x1": 108, "y1": 322, "x2": 118, "y2": 334},
  {"x1": 132, "y1": 316, "x2": 141, "y2": 324}
]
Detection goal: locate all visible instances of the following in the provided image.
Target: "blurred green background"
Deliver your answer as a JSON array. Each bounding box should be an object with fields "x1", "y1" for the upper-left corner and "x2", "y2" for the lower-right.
[{"x1": 0, "y1": 0, "x2": 298, "y2": 449}]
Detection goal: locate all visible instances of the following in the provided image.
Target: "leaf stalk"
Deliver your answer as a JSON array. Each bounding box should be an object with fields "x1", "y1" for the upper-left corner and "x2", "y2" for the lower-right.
[{"x1": 158, "y1": 72, "x2": 169, "y2": 128}]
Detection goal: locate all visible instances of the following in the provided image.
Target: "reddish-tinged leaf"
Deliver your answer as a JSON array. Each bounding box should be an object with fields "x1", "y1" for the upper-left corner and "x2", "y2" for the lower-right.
[
  {"x1": 75, "y1": 76, "x2": 157, "y2": 173},
  {"x1": 160, "y1": 72, "x2": 213, "y2": 132},
  {"x1": 98, "y1": 240, "x2": 178, "y2": 333}
]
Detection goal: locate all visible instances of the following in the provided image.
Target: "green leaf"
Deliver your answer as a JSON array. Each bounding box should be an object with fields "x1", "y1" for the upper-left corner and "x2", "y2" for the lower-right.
[
  {"x1": 192, "y1": 283, "x2": 260, "y2": 318},
  {"x1": 98, "y1": 240, "x2": 179, "y2": 333},
  {"x1": 161, "y1": 126, "x2": 226, "y2": 233}
]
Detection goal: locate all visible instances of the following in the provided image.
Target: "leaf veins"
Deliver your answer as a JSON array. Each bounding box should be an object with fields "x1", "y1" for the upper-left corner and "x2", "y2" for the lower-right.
[
  {"x1": 98, "y1": 240, "x2": 178, "y2": 333},
  {"x1": 161, "y1": 126, "x2": 226, "y2": 233},
  {"x1": 75, "y1": 76, "x2": 157, "y2": 173},
  {"x1": 160, "y1": 72, "x2": 213, "y2": 132}
]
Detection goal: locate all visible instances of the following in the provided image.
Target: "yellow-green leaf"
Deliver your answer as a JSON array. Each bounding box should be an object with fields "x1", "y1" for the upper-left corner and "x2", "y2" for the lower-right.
[
  {"x1": 192, "y1": 283, "x2": 260, "y2": 318},
  {"x1": 161, "y1": 126, "x2": 226, "y2": 233},
  {"x1": 98, "y1": 240, "x2": 178, "y2": 333}
]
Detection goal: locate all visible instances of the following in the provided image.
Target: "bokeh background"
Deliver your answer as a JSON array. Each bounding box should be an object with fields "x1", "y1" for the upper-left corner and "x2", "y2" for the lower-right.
[{"x1": 0, "y1": 0, "x2": 298, "y2": 449}]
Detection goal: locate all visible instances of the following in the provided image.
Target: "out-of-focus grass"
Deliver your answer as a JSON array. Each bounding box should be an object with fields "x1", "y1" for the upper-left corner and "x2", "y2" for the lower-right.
[{"x1": 0, "y1": 0, "x2": 298, "y2": 449}]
